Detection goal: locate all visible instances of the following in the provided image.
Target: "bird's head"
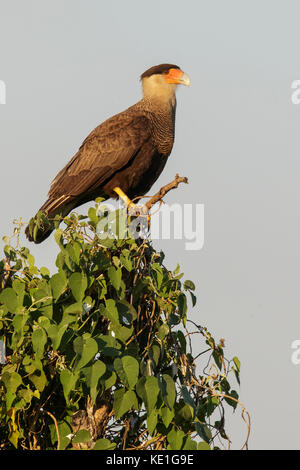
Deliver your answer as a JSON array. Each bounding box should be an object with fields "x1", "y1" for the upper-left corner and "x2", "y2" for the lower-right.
[{"x1": 141, "y1": 63, "x2": 190, "y2": 102}]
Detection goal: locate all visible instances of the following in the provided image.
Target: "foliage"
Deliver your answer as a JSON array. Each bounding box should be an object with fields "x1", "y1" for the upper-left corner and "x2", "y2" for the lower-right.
[{"x1": 0, "y1": 203, "x2": 249, "y2": 450}]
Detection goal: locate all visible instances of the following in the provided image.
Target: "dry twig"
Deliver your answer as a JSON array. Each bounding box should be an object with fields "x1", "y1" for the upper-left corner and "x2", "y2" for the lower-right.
[{"x1": 143, "y1": 174, "x2": 188, "y2": 213}]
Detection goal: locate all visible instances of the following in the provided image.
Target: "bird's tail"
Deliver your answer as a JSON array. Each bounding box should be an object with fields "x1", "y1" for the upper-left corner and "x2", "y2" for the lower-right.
[{"x1": 25, "y1": 196, "x2": 74, "y2": 244}]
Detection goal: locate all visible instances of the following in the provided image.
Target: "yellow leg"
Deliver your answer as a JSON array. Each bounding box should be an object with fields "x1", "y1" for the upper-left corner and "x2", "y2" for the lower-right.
[
  {"x1": 113, "y1": 187, "x2": 151, "y2": 229},
  {"x1": 113, "y1": 187, "x2": 136, "y2": 211}
]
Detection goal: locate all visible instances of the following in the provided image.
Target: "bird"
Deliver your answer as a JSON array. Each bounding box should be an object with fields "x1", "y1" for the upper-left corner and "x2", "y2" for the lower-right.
[{"x1": 25, "y1": 63, "x2": 190, "y2": 243}]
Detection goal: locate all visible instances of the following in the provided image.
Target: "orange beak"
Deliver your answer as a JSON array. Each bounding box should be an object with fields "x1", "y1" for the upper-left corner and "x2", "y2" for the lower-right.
[{"x1": 164, "y1": 68, "x2": 191, "y2": 86}]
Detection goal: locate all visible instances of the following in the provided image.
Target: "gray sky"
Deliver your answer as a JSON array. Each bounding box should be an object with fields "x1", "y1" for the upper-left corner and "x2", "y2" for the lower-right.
[{"x1": 1, "y1": 0, "x2": 300, "y2": 449}]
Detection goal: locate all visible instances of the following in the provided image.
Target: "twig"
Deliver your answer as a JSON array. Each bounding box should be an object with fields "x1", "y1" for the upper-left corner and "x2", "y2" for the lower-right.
[
  {"x1": 43, "y1": 410, "x2": 60, "y2": 450},
  {"x1": 143, "y1": 174, "x2": 188, "y2": 213},
  {"x1": 190, "y1": 376, "x2": 251, "y2": 450}
]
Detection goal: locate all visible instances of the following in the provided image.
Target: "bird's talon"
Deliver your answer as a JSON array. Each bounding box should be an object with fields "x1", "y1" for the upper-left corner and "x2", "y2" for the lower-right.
[{"x1": 113, "y1": 187, "x2": 136, "y2": 212}]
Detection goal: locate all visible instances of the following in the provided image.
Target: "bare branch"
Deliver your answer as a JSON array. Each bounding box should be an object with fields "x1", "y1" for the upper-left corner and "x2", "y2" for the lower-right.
[{"x1": 143, "y1": 174, "x2": 188, "y2": 213}]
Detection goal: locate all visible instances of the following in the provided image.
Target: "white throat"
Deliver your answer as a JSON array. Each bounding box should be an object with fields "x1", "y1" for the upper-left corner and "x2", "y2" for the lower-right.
[{"x1": 141, "y1": 75, "x2": 177, "y2": 105}]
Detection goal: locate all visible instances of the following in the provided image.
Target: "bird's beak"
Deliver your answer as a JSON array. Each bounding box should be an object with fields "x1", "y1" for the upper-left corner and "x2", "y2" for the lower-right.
[
  {"x1": 178, "y1": 72, "x2": 191, "y2": 87},
  {"x1": 164, "y1": 68, "x2": 191, "y2": 87}
]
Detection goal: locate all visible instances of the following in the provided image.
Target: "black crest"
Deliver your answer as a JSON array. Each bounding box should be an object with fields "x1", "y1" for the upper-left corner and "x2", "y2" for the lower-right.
[{"x1": 141, "y1": 63, "x2": 180, "y2": 80}]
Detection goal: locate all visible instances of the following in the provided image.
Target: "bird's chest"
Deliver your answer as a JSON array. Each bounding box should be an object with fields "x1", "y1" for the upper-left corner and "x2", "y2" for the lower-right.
[{"x1": 151, "y1": 120, "x2": 175, "y2": 156}]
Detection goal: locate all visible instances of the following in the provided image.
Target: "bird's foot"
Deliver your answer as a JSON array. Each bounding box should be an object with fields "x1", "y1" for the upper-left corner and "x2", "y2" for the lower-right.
[
  {"x1": 113, "y1": 186, "x2": 151, "y2": 229},
  {"x1": 113, "y1": 187, "x2": 136, "y2": 212}
]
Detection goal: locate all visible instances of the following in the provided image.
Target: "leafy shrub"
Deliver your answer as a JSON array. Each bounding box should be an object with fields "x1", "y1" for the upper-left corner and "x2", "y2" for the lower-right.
[{"x1": 0, "y1": 204, "x2": 248, "y2": 450}]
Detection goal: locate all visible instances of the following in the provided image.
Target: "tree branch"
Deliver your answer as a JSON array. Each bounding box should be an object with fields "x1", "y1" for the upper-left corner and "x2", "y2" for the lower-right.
[{"x1": 142, "y1": 174, "x2": 188, "y2": 213}]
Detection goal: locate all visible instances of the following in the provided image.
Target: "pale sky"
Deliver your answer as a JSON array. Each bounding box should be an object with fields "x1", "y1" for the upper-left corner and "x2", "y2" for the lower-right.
[{"x1": 1, "y1": 0, "x2": 300, "y2": 449}]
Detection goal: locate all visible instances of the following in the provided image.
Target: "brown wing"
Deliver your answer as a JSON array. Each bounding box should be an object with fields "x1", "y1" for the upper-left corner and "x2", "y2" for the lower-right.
[{"x1": 48, "y1": 110, "x2": 151, "y2": 199}]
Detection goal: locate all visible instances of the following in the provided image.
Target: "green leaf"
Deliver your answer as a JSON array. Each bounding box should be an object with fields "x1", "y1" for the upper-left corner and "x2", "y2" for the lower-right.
[
  {"x1": 49, "y1": 419, "x2": 72, "y2": 450},
  {"x1": 177, "y1": 330, "x2": 186, "y2": 352},
  {"x1": 233, "y1": 356, "x2": 241, "y2": 372},
  {"x1": 72, "y1": 429, "x2": 92, "y2": 444},
  {"x1": 17, "y1": 388, "x2": 33, "y2": 404},
  {"x1": 32, "y1": 328, "x2": 47, "y2": 359},
  {"x1": 88, "y1": 206, "x2": 98, "y2": 225},
  {"x1": 167, "y1": 428, "x2": 185, "y2": 450},
  {"x1": 152, "y1": 263, "x2": 164, "y2": 289},
  {"x1": 28, "y1": 369, "x2": 47, "y2": 392},
  {"x1": 177, "y1": 403, "x2": 194, "y2": 422},
  {"x1": 116, "y1": 300, "x2": 137, "y2": 324},
  {"x1": 1, "y1": 371, "x2": 22, "y2": 393},
  {"x1": 38, "y1": 315, "x2": 50, "y2": 329},
  {"x1": 9, "y1": 427, "x2": 20, "y2": 448},
  {"x1": 173, "y1": 263, "x2": 180, "y2": 275},
  {"x1": 12, "y1": 279, "x2": 25, "y2": 305},
  {"x1": 136, "y1": 376, "x2": 160, "y2": 415},
  {"x1": 213, "y1": 350, "x2": 223, "y2": 370},
  {"x1": 40, "y1": 266, "x2": 50, "y2": 277},
  {"x1": 102, "y1": 299, "x2": 137, "y2": 327},
  {"x1": 93, "y1": 251, "x2": 110, "y2": 271},
  {"x1": 0, "y1": 288, "x2": 18, "y2": 312},
  {"x1": 66, "y1": 242, "x2": 81, "y2": 265},
  {"x1": 54, "y1": 228, "x2": 64, "y2": 249},
  {"x1": 60, "y1": 369, "x2": 79, "y2": 402},
  {"x1": 12, "y1": 313, "x2": 28, "y2": 334},
  {"x1": 93, "y1": 438, "x2": 116, "y2": 450},
  {"x1": 149, "y1": 344, "x2": 161, "y2": 366},
  {"x1": 158, "y1": 374, "x2": 176, "y2": 410},
  {"x1": 112, "y1": 256, "x2": 120, "y2": 268},
  {"x1": 190, "y1": 291, "x2": 197, "y2": 307},
  {"x1": 182, "y1": 435, "x2": 197, "y2": 450},
  {"x1": 233, "y1": 365, "x2": 240, "y2": 385},
  {"x1": 120, "y1": 250, "x2": 133, "y2": 272},
  {"x1": 161, "y1": 406, "x2": 175, "y2": 428},
  {"x1": 224, "y1": 390, "x2": 239, "y2": 410},
  {"x1": 198, "y1": 441, "x2": 211, "y2": 450},
  {"x1": 157, "y1": 324, "x2": 169, "y2": 340},
  {"x1": 27, "y1": 253, "x2": 35, "y2": 267},
  {"x1": 147, "y1": 409, "x2": 158, "y2": 436},
  {"x1": 196, "y1": 422, "x2": 212, "y2": 443},
  {"x1": 82, "y1": 360, "x2": 106, "y2": 403},
  {"x1": 50, "y1": 271, "x2": 67, "y2": 302},
  {"x1": 109, "y1": 323, "x2": 133, "y2": 343},
  {"x1": 69, "y1": 272, "x2": 88, "y2": 302},
  {"x1": 113, "y1": 355, "x2": 139, "y2": 389},
  {"x1": 96, "y1": 335, "x2": 122, "y2": 357},
  {"x1": 63, "y1": 302, "x2": 83, "y2": 315},
  {"x1": 205, "y1": 396, "x2": 219, "y2": 416},
  {"x1": 32, "y1": 287, "x2": 52, "y2": 319},
  {"x1": 183, "y1": 280, "x2": 195, "y2": 291},
  {"x1": 5, "y1": 391, "x2": 16, "y2": 409},
  {"x1": 73, "y1": 336, "x2": 98, "y2": 371},
  {"x1": 181, "y1": 385, "x2": 195, "y2": 414},
  {"x1": 177, "y1": 293, "x2": 187, "y2": 326},
  {"x1": 113, "y1": 388, "x2": 137, "y2": 419},
  {"x1": 102, "y1": 299, "x2": 120, "y2": 325},
  {"x1": 107, "y1": 266, "x2": 122, "y2": 291},
  {"x1": 47, "y1": 323, "x2": 68, "y2": 351},
  {"x1": 100, "y1": 369, "x2": 117, "y2": 390}
]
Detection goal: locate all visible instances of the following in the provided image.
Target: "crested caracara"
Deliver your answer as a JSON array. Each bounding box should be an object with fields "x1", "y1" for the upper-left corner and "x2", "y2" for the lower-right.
[{"x1": 25, "y1": 63, "x2": 190, "y2": 243}]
